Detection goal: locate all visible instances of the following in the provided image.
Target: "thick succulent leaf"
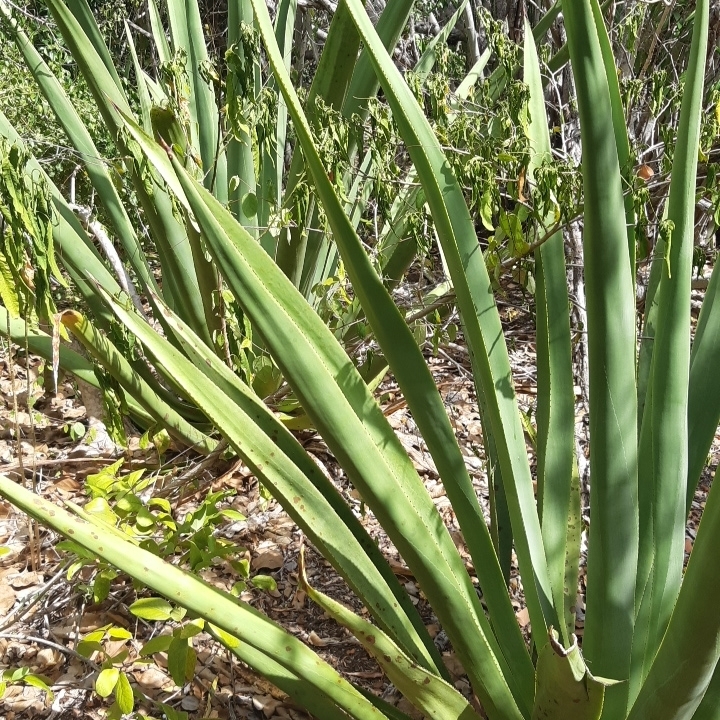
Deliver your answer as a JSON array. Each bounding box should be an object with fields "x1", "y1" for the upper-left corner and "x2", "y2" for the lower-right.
[
  {"x1": 276, "y1": 0, "x2": 361, "y2": 285},
  {"x1": 255, "y1": 0, "x2": 295, "y2": 231},
  {"x1": 122, "y1": 112, "x2": 526, "y2": 714},
  {"x1": 147, "y1": 0, "x2": 171, "y2": 64},
  {"x1": 343, "y1": 0, "x2": 415, "y2": 124},
  {"x1": 562, "y1": 0, "x2": 639, "y2": 713},
  {"x1": 687, "y1": 254, "x2": 720, "y2": 506},
  {"x1": 125, "y1": 22, "x2": 153, "y2": 134},
  {"x1": 96, "y1": 285, "x2": 442, "y2": 674},
  {"x1": 690, "y1": 662, "x2": 720, "y2": 720},
  {"x1": 226, "y1": 0, "x2": 259, "y2": 233},
  {"x1": 628, "y1": 362, "x2": 720, "y2": 720},
  {"x1": 631, "y1": 0, "x2": 709, "y2": 701},
  {"x1": 453, "y1": 48, "x2": 492, "y2": 104},
  {"x1": 587, "y1": 0, "x2": 635, "y2": 267},
  {"x1": 65, "y1": 0, "x2": 123, "y2": 89},
  {"x1": 165, "y1": 0, "x2": 226, "y2": 201},
  {"x1": 300, "y1": 550, "x2": 483, "y2": 720},
  {"x1": 0, "y1": 477, "x2": 387, "y2": 720},
  {"x1": 524, "y1": 21, "x2": 576, "y2": 646}
]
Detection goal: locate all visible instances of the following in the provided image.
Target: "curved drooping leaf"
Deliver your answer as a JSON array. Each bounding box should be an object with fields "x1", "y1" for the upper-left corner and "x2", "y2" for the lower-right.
[
  {"x1": 248, "y1": 0, "x2": 534, "y2": 711},
  {"x1": 119, "y1": 101, "x2": 526, "y2": 713},
  {"x1": 631, "y1": 0, "x2": 709, "y2": 703},
  {"x1": 300, "y1": 549, "x2": 483, "y2": 720},
  {"x1": 0, "y1": 476, "x2": 386, "y2": 720}
]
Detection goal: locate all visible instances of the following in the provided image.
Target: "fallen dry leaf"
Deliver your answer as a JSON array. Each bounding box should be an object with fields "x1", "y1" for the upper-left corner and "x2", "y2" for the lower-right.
[
  {"x1": 308, "y1": 630, "x2": 330, "y2": 647},
  {"x1": 134, "y1": 667, "x2": 172, "y2": 690},
  {"x1": 253, "y1": 549, "x2": 283, "y2": 570},
  {"x1": 252, "y1": 694, "x2": 282, "y2": 718},
  {"x1": 181, "y1": 696, "x2": 200, "y2": 711},
  {"x1": 0, "y1": 582, "x2": 16, "y2": 614},
  {"x1": 9, "y1": 571, "x2": 43, "y2": 589},
  {"x1": 34, "y1": 647, "x2": 62, "y2": 669},
  {"x1": 442, "y1": 652, "x2": 465, "y2": 678},
  {"x1": 516, "y1": 607, "x2": 531, "y2": 628}
]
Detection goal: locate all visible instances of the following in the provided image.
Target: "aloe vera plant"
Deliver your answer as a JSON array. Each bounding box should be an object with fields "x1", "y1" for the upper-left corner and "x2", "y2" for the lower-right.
[{"x1": 2, "y1": 0, "x2": 720, "y2": 718}]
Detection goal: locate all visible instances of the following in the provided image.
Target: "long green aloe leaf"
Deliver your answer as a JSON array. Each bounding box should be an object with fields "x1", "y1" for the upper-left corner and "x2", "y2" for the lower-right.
[
  {"x1": 276, "y1": 0, "x2": 361, "y2": 285},
  {"x1": 0, "y1": 477, "x2": 388, "y2": 720},
  {"x1": 339, "y1": 0, "x2": 557, "y2": 653},
  {"x1": 125, "y1": 23, "x2": 154, "y2": 134},
  {"x1": 690, "y1": 662, "x2": 720, "y2": 720},
  {"x1": 180, "y1": 156, "x2": 526, "y2": 720},
  {"x1": 524, "y1": 21, "x2": 576, "y2": 646},
  {"x1": 343, "y1": 0, "x2": 415, "y2": 123},
  {"x1": 588, "y1": 0, "x2": 636, "y2": 268},
  {"x1": 687, "y1": 257, "x2": 720, "y2": 507},
  {"x1": 226, "y1": 0, "x2": 259, "y2": 234},
  {"x1": 256, "y1": 0, "x2": 295, "y2": 231},
  {"x1": 562, "y1": 0, "x2": 639, "y2": 714},
  {"x1": 631, "y1": 0, "x2": 708, "y2": 700},
  {"x1": 627, "y1": 396, "x2": 720, "y2": 719},
  {"x1": 249, "y1": 0, "x2": 535, "y2": 710},
  {"x1": 147, "y1": 0, "x2": 171, "y2": 64},
  {"x1": 95, "y1": 284, "x2": 443, "y2": 674},
  {"x1": 65, "y1": 0, "x2": 123, "y2": 89},
  {"x1": 300, "y1": 551, "x2": 484, "y2": 720}
]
